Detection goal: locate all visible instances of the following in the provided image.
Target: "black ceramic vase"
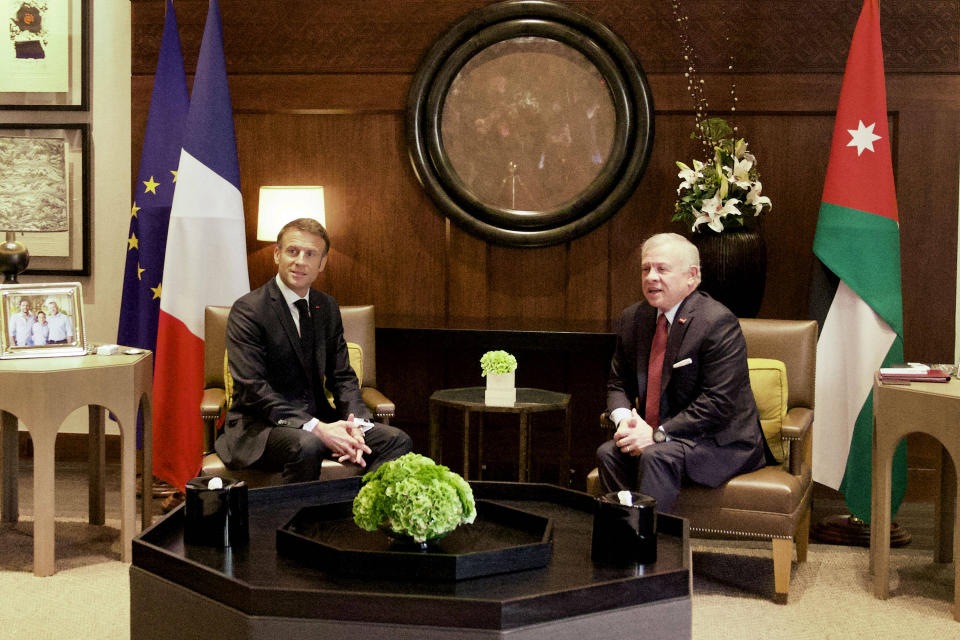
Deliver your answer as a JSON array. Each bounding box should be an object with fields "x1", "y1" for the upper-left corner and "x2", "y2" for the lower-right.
[{"x1": 689, "y1": 227, "x2": 767, "y2": 318}]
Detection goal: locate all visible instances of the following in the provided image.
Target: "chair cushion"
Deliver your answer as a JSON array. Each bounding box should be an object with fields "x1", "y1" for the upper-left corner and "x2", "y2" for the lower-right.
[
  {"x1": 748, "y1": 357, "x2": 788, "y2": 463},
  {"x1": 674, "y1": 465, "x2": 807, "y2": 514},
  {"x1": 324, "y1": 343, "x2": 363, "y2": 407},
  {"x1": 222, "y1": 342, "x2": 363, "y2": 412}
]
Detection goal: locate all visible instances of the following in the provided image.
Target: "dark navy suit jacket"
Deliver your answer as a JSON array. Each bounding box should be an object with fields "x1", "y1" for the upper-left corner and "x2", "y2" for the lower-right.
[
  {"x1": 215, "y1": 278, "x2": 369, "y2": 468},
  {"x1": 606, "y1": 290, "x2": 768, "y2": 486}
]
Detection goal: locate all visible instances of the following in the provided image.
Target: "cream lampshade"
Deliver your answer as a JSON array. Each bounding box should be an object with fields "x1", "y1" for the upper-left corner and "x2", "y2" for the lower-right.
[{"x1": 256, "y1": 186, "x2": 326, "y2": 242}]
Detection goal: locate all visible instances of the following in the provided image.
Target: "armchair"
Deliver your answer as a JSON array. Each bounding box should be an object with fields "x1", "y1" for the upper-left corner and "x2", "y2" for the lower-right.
[
  {"x1": 586, "y1": 318, "x2": 816, "y2": 603},
  {"x1": 199, "y1": 304, "x2": 395, "y2": 487}
]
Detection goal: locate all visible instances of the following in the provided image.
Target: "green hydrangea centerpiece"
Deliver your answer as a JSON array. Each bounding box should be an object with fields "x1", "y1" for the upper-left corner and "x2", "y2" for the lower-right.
[{"x1": 352, "y1": 453, "x2": 477, "y2": 543}]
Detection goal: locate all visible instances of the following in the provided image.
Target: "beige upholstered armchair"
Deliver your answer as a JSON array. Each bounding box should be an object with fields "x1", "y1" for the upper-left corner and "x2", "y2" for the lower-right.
[
  {"x1": 199, "y1": 304, "x2": 395, "y2": 486},
  {"x1": 586, "y1": 318, "x2": 816, "y2": 603}
]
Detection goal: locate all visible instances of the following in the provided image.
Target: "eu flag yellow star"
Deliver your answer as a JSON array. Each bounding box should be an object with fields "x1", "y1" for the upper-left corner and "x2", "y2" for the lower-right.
[
  {"x1": 143, "y1": 176, "x2": 160, "y2": 194},
  {"x1": 171, "y1": 169, "x2": 178, "y2": 182},
  {"x1": 131, "y1": 202, "x2": 141, "y2": 218},
  {"x1": 127, "y1": 232, "x2": 139, "y2": 251},
  {"x1": 137, "y1": 263, "x2": 145, "y2": 280},
  {"x1": 150, "y1": 283, "x2": 162, "y2": 300}
]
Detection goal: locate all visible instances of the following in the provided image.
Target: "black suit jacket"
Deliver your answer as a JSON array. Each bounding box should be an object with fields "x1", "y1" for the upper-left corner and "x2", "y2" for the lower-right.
[
  {"x1": 606, "y1": 290, "x2": 766, "y2": 485},
  {"x1": 215, "y1": 278, "x2": 370, "y2": 468}
]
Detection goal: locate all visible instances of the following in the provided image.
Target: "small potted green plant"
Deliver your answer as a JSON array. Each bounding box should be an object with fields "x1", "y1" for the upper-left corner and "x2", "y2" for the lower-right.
[
  {"x1": 480, "y1": 349, "x2": 517, "y2": 406},
  {"x1": 352, "y1": 453, "x2": 476, "y2": 546}
]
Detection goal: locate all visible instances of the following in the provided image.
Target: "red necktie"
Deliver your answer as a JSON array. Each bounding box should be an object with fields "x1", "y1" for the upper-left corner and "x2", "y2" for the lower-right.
[{"x1": 645, "y1": 313, "x2": 668, "y2": 428}]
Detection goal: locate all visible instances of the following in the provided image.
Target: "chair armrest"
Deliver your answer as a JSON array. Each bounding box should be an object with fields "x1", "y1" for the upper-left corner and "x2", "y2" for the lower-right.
[
  {"x1": 600, "y1": 411, "x2": 615, "y2": 430},
  {"x1": 782, "y1": 407, "x2": 813, "y2": 476},
  {"x1": 201, "y1": 387, "x2": 225, "y2": 419},
  {"x1": 361, "y1": 386, "x2": 395, "y2": 425},
  {"x1": 200, "y1": 387, "x2": 226, "y2": 454},
  {"x1": 781, "y1": 407, "x2": 812, "y2": 441}
]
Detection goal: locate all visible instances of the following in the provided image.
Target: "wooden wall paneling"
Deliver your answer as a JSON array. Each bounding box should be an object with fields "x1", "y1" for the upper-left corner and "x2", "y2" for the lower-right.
[
  {"x1": 487, "y1": 245, "x2": 568, "y2": 329},
  {"x1": 565, "y1": 221, "x2": 610, "y2": 330},
  {"x1": 233, "y1": 112, "x2": 448, "y2": 322},
  {"x1": 445, "y1": 223, "x2": 490, "y2": 327},
  {"x1": 740, "y1": 114, "x2": 833, "y2": 320},
  {"x1": 229, "y1": 75, "x2": 410, "y2": 114},
  {"x1": 895, "y1": 107, "x2": 959, "y2": 363},
  {"x1": 131, "y1": 1, "x2": 960, "y2": 77}
]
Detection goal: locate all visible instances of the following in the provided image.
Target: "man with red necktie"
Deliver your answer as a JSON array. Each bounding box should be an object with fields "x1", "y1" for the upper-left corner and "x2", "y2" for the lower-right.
[{"x1": 596, "y1": 233, "x2": 771, "y2": 512}]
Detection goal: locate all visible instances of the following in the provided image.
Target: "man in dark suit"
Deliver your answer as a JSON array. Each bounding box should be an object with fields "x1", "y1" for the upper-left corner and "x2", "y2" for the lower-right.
[
  {"x1": 596, "y1": 233, "x2": 769, "y2": 512},
  {"x1": 215, "y1": 218, "x2": 411, "y2": 483}
]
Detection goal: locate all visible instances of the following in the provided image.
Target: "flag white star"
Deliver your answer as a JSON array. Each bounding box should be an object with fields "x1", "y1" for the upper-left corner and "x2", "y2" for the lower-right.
[{"x1": 846, "y1": 120, "x2": 882, "y2": 156}]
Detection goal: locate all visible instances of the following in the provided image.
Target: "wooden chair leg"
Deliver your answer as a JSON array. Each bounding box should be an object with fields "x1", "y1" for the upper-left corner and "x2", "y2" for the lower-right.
[
  {"x1": 772, "y1": 537, "x2": 793, "y2": 604},
  {"x1": 795, "y1": 507, "x2": 810, "y2": 563}
]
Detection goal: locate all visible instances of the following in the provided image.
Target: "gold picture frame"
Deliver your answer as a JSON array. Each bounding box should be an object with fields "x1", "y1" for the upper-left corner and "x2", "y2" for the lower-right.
[{"x1": 0, "y1": 281, "x2": 86, "y2": 358}]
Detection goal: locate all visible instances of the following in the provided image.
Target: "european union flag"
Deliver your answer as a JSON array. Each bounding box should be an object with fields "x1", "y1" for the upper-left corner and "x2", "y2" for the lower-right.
[{"x1": 118, "y1": 0, "x2": 189, "y2": 354}]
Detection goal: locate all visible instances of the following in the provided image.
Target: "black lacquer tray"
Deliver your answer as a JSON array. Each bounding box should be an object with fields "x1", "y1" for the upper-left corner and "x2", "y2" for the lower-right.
[{"x1": 276, "y1": 499, "x2": 553, "y2": 581}]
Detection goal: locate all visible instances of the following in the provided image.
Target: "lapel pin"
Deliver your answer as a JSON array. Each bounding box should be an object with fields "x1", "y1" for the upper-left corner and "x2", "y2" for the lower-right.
[{"x1": 678, "y1": 317, "x2": 687, "y2": 324}]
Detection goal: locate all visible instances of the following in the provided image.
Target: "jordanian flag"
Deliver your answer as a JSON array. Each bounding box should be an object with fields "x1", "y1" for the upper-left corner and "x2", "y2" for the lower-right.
[{"x1": 812, "y1": 0, "x2": 905, "y2": 522}]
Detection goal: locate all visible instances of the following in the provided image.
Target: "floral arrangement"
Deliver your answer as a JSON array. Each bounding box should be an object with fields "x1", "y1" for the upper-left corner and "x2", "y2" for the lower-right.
[
  {"x1": 352, "y1": 453, "x2": 476, "y2": 543},
  {"x1": 480, "y1": 350, "x2": 517, "y2": 377},
  {"x1": 674, "y1": 118, "x2": 772, "y2": 234}
]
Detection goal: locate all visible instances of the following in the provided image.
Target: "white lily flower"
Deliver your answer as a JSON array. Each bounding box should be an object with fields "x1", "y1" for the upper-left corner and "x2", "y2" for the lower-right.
[
  {"x1": 727, "y1": 156, "x2": 753, "y2": 189},
  {"x1": 676, "y1": 159, "x2": 704, "y2": 193},
  {"x1": 746, "y1": 181, "x2": 772, "y2": 215},
  {"x1": 693, "y1": 194, "x2": 742, "y2": 232}
]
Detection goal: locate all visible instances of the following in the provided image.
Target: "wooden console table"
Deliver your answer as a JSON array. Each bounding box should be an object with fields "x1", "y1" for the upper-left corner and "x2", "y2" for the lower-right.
[
  {"x1": 871, "y1": 375, "x2": 960, "y2": 620},
  {"x1": 0, "y1": 350, "x2": 153, "y2": 576}
]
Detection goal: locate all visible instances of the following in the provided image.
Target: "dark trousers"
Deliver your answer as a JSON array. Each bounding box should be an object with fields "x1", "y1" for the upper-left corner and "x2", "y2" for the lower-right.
[
  {"x1": 596, "y1": 437, "x2": 766, "y2": 513},
  {"x1": 596, "y1": 440, "x2": 687, "y2": 512},
  {"x1": 252, "y1": 422, "x2": 412, "y2": 484}
]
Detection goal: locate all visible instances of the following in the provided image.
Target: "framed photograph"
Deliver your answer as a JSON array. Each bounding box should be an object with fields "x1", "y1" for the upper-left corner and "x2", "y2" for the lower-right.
[
  {"x1": 0, "y1": 281, "x2": 86, "y2": 358},
  {"x1": 0, "y1": 0, "x2": 88, "y2": 109},
  {"x1": 0, "y1": 123, "x2": 89, "y2": 275}
]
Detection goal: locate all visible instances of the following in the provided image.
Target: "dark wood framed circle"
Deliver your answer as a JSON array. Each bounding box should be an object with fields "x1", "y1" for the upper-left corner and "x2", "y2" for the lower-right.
[{"x1": 407, "y1": 0, "x2": 654, "y2": 247}]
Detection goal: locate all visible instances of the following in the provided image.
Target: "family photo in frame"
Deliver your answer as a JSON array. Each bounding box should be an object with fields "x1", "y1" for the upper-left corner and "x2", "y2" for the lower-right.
[{"x1": 0, "y1": 281, "x2": 86, "y2": 357}]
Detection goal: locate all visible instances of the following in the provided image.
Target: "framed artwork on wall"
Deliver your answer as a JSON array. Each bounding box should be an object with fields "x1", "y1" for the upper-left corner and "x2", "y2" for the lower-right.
[
  {"x1": 0, "y1": 0, "x2": 88, "y2": 109},
  {"x1": 0, "y1": 281, "x2": 86, "y2": 358},
  {"x1": 0, "y1": 123, "x2": 90, "y2": 275},
  {"x1": 407, "y1": 0, "x2": 654, "y2": 247}
]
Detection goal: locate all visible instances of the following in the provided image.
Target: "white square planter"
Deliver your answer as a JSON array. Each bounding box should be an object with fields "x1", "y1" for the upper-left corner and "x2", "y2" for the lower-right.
[{"x1": 484, "y1": 371, "x2": 516, "y2": 406}]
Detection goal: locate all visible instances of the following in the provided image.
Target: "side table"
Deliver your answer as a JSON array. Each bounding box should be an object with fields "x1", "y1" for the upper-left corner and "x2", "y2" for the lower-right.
[
  {"x1": 428, "y1": 387, "x2": 571, "y2": 482},
  {"x1": 870, "y1": 374, "x2": 960, "y2": 620},
  {"x1": 0, "y1": 350, "x2": 153, "y2": 576}
]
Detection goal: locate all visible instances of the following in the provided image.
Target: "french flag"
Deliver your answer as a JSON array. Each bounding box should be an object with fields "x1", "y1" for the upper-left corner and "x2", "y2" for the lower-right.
[{"x1": 153, "y1": 0, "x2": 249, "y2": 492}]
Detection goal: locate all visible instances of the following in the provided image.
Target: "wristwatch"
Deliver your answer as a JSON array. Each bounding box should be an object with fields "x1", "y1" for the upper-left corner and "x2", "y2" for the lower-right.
[{"x1": 653, "y1": 428, "x2": 667, "y2": 443}]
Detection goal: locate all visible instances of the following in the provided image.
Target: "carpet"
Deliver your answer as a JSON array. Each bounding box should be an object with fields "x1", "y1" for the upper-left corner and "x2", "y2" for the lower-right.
[{"x1": 691, "y1": 539, "x2": 957, "y2": 639}]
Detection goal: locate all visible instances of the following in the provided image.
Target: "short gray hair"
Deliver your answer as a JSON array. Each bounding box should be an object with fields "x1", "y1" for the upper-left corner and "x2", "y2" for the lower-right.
[{"x1": 641, "y1": 233, "x2": 701, "y2": 283}]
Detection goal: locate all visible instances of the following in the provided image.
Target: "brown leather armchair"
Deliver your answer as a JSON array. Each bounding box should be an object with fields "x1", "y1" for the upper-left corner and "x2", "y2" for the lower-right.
[
  {"x1": 199, "y1": 304, "x2": 395, "y2": 486},
  {"x1": 586, "y1": 318, "x2": 816, "y2": 603}
]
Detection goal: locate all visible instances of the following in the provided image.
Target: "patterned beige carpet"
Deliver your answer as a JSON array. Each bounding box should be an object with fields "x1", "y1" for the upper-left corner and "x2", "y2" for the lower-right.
[
  {"x1": 0, "y1": 520, "x2": 129, "y2": 640},
  {"x1": 691, "y1": 539, "x2": 957, "y2": 639}
]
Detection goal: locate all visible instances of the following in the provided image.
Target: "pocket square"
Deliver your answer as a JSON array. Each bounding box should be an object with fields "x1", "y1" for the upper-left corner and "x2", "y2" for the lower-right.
[{"x1": 672, "y1": 357, "x2": 693, "y2": 369}]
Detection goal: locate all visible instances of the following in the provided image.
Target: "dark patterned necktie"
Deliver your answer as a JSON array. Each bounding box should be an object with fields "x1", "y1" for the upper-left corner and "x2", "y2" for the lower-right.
[
  {"x1": 644, "y1": 313, "x2": 669, "y2": 428},
  {"x1": 293, "y1": 298, "x2": 315, "y2": 358}
]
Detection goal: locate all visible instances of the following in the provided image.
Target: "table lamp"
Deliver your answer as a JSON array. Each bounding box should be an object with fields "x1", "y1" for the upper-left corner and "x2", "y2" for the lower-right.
[{"x1": 256, "y1": 186, "x2": 325, "y2": 242}]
